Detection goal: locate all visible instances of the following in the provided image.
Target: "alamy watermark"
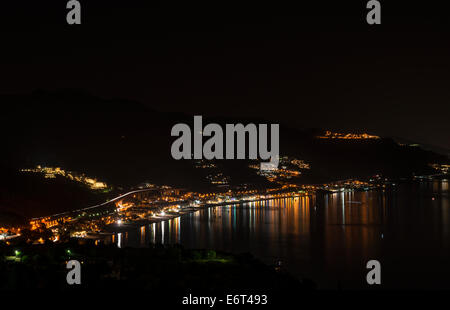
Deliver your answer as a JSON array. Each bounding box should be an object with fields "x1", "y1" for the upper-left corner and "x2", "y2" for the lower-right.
[
  {"x1": 366, "y1": 260, "x2": 381, "y2": 285},
  {"x1": 65, "y1": 1, "x2": 380, "y2": 26},
  {"x1": 170, "y1": 116, "x2": 279, "y2": 171},
  {"x1": 66, "y1": 260, "x2": 81, "y2": 285},
  {"x1": 366, "y1": 0, "x2": 381, "y2": 25},
  {"x1": 66, "y1": 0, "x2": 81, "y2": 25}
]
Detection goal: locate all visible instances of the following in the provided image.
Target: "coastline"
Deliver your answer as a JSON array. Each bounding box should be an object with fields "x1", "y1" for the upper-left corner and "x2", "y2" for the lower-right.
[{"x1": 103, "y1": 193, "x2": 311, "y2": 234}]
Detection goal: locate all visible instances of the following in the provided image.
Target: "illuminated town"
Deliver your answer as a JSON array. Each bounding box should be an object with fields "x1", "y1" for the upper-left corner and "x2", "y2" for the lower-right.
[
  {"x1": 317, "y1": 131, "x2": 380, "y2": 140},
  {"x1": 20, "y1": 165, "x2": 110, "y2": 191},
  {"x1": 430, "y1": 163, "x2": 450, "y2": 174},
  {"x1": 1, "y1": 1, "x2": 450, "y2": 295},
  {"x1": 0, "y1": 162, "x2": 393, "y2": 244},
  {"x1": 249, "y1": 156, "x2": 310, "y2": 182}
]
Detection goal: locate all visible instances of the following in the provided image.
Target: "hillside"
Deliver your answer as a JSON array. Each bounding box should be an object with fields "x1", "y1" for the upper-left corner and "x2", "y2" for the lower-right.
[{"x1": 0, "y1": 90, "x2": 447, "y2": 218}]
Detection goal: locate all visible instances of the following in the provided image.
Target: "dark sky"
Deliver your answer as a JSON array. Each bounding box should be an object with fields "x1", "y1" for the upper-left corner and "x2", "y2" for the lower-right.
[{"x1": 1, "y1": 1, "x2": 450, "y2": 151}]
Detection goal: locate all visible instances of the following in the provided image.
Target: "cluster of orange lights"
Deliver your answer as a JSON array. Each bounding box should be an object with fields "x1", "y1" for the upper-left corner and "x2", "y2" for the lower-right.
[
  {"x1": 3, "y1": 178, "x2": 378, "y2": 243},
  {"x1": 317, "y1": 131, "x2": 380, "y2": 140},
  {"x1": 30, "y1": 216, "x2": 72, "y2": 230}
]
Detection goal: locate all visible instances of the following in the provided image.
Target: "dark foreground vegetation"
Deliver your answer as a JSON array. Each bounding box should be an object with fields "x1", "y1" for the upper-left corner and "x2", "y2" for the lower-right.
[{"x1": 0, "y1": 241, "x2": 315, "y2": 291}]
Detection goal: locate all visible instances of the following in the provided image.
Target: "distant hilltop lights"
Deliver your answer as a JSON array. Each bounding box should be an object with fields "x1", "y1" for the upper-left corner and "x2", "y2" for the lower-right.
[
  {"x1": 430, "y1": 163, "x2": 450, "y2": 174},
  {"x1": 171, "y1": 116, "x2": 279, "y2": 171},
  {"x1": 20, "y1": 165, "x2": 109, "y2": 190},
  {"x1": 317, "y1": 131, "x2": 380, "y2": 140},
  {"x1": 249, "y1": 156, "x2": 310, "y2": 182}
]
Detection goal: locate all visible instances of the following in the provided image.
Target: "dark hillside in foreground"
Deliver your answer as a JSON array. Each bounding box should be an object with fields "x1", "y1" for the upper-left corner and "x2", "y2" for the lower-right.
[{"x1": 0, "y1": 242, "x2": 314, "y2": 291}]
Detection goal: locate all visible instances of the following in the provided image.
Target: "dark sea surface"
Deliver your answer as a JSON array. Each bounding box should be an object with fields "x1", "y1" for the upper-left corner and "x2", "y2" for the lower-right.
[{"x1": 113, "y1": 180, "x2": 450, "y2": 289}]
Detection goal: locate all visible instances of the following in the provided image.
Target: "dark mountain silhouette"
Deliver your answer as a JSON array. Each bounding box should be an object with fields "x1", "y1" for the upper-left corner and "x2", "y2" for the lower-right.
[{"x1": 0, "y1": 90, "x2": 447, "y2": 218}]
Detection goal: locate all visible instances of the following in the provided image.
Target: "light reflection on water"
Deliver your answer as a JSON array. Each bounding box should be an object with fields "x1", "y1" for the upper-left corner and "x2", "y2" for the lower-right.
[{"x1": 108, "y1": 180, "x2": 450, "y2": 289}]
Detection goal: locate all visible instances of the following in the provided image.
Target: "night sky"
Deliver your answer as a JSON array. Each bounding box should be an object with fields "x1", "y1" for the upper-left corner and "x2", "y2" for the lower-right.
[{"x1": 1, "y1": 1, "x2": 449, "y2": 151}]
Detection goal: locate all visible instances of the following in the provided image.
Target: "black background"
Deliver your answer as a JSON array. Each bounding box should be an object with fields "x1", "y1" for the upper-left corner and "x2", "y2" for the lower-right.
[{"x1": 0, "y1": 1, "x2": 449, "y2": 150}]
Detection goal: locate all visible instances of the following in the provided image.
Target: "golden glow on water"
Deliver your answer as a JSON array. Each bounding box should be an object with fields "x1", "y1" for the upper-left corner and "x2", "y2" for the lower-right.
[
  {"x1": 140, "y1": 226, "x2": 146, "y2": 246},
  {"x1": 323, "y1": 191, "x2": 385, "y2": 263},
  {"x1": 442, "y1": 180, "x2": 449, "y2": 192},
  {"x1": 110, "y1": 181, "x2": 450, "y2": 289}
]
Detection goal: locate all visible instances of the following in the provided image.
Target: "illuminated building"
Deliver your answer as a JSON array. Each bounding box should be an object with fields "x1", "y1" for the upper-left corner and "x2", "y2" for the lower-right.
[
  {"x1": 317, "y1": 130, "x2": 380, "y2": 140},
  {"x1": 20, "y1": 165, "x2": 109, "y2": 190}
]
